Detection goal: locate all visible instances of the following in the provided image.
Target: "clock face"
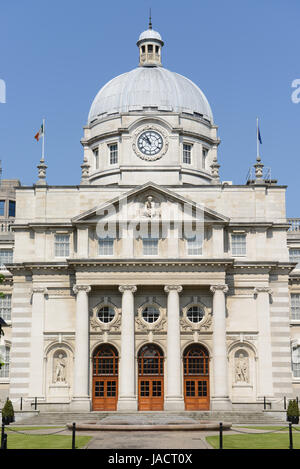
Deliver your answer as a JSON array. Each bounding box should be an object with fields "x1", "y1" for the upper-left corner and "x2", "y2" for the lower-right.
[{"x1": 137, "y1": 130, "x2": 163, "y2": 157}]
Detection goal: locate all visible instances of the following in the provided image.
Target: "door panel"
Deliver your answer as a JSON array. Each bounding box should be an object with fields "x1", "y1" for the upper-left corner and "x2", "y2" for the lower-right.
[
  {"x1": 184, "y1": 377, "x2": 209, "y2": 410},
  {"x1": 92, "y1": 377, "x2": 118, "y2": 411},
  {"x1": 138, "y1": 377, "x2": 164, "y2": 411}
]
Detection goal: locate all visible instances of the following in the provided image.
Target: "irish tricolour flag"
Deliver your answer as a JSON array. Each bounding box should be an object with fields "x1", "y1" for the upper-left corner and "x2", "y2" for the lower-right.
[{"x1": 34, "y1": 122, "x2": 44, "y2": 142}]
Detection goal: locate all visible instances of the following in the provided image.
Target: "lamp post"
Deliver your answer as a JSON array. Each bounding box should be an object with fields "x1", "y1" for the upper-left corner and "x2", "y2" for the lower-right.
[{"x1": 0, "y1": 316, "x2": 8, "y2": 371}]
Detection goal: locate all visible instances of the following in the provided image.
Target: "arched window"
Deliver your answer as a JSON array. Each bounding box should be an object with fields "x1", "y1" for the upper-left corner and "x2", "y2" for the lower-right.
[
  {"x1": 138, "y1": 344, "x2": 164, "y2": 376},
  {"x1": 183, "y1": 344, "x2": 209, "y2": 376},
  {"x1": 93, "y1": 344, "x2": 118, "y2": 376}
]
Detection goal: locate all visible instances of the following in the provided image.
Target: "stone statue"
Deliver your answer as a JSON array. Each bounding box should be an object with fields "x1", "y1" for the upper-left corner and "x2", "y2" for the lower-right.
[
  {"x1": 144, "y1": 196, "x2": 156, "y2": 218},
  {"x1": 235, "y1": 353, "x2": 249, "y2": 383},
  {"x1": 54, "y1": 353, "x2": 66, "y2": 383}
]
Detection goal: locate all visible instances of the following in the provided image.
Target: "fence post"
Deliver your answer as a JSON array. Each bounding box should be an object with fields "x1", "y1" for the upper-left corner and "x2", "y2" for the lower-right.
[
  {"x1": 219, "y1": 422, "x2": 223, "y2": 449},
  {"x1": 284, "y1": 396, "x2": 286, "y2": 410},
  {"x1": 72, "y1": 422, "x2": 76, "y2": 450},
  {"x1": 289, "y1": 422, "x2": 293, "y2": 450},
  {"x1": 34, "y1": 397, "x2": 37, "y2": 411},
  {"x1": 263, "y1": 396, "x2": 266, "y2": 410},
  {"x1": 20, "y1": 397, "x2": 23, "y2": 411}
]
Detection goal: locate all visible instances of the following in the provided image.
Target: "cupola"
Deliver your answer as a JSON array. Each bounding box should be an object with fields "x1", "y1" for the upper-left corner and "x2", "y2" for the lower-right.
[{"x1": 137, "y1": 17, "x2": 164, "y2": 67}]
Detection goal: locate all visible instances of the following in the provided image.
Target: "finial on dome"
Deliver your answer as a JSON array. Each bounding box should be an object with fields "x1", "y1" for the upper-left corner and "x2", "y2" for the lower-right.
[{"x1": 149, "y1": 8, "x2": 152, "y2": 30}]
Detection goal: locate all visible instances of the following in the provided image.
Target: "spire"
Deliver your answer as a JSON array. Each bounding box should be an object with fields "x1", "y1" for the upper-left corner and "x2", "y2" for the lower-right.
[{"x1": 149, "y1": 8, "x2": 152, "y2": 30}]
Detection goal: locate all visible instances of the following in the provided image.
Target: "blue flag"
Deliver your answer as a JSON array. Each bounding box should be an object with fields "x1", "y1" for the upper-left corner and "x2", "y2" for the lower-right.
[{"x1": 258, "y1": 126, "x2": 262, "y2": 144}]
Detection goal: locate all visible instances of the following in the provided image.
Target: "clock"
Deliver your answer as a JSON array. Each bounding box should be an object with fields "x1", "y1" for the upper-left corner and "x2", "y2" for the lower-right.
[{"x1": 137, "y1": 130, "x2": 163, "y2": 157}]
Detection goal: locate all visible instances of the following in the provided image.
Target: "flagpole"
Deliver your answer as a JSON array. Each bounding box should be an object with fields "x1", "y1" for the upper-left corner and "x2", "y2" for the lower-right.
[
  {"x1": 256, "y1": 117, "x2": 259, "y2": 160},
  {"x1": 42, "y1": 118, "x2": 45, "y2": 161}
]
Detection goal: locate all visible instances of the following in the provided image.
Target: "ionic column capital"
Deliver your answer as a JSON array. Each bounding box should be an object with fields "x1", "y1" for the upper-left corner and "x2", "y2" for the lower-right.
[
  {"x1": 73, "y1": 285, "x2": 91, "y2": 295},
  {"x1": 32, "y1": 286, "x2": 48, "y2": 295},
  {"x1": 118, "y1": 285, "x2": 137, "y2": 294},
  {"x1": 210, "y1": 284, "x2": 228, "y2": 294},
  {"x1": 254, "y1": 287, "x2": 273, "y2": 296},
  {"x1": 164, "y1": 285, "x2": 183, "y2": 294}
]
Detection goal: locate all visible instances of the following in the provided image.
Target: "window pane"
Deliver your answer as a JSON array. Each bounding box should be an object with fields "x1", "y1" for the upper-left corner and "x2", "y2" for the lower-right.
[
  {"x1": 232, "y1": 234, "x2": 246, "y2": 256},
  {"x1": 8, "y1": 201, "x2": 15, "y2": 217},
  {"x1": 187, "y1": 305, "x2": 204, "y2": 323},
  {"x1": 0, "y1": 295, "x2": 11, "y2": 321},
  {"x1": 109, "y1": 144, "x2": 118, "y2": 165},
  {"x1": 0, "y1": 201, "x2": 5, "y2": 216},
  {"x1": 183, "y1": 144, "x2": 192, "y2": 164},
  {"x1": 290, "y1": 249, "x2": 300, "y2": 268},
  {"x1": 0, "y1": 250, "x2": 13, "y2": 268},
  {"x1": 291, "y1": 294, "x2": 300, "y2": 320},
  {"x1": 186, "y1": 234, "x2": 203, "y2": 255},
  {"x1": 292, "y1": 347, "x2": 300, "y2": 377},
  {"x1": 0, "y1": 347, "x2": 10, "y2": 378},
  {"x1": 98, "y1": 306, "x2": 115, "y2": 323},
  {"x1": 54, "y1": 235, "x2": 70, "y2": 257},
  {"x1": 143, "y1": 238, "x2": 158, "y2": 255},
  {"x1": 98, "y1": 237, "x2": 114, "y2": 255},
  {"x1": 142, "y1": 306, "x2": 160, "y2": 323}
]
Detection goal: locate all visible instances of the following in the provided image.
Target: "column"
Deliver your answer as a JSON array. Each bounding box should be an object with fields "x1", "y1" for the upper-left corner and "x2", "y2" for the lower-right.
[
  {"x1": 118, "y1": 285, "x2": 137, "y2": 410},
  {"x1": 210, "y1": 284, "x2": 232, "y2": 410},
  {"x1": 71, "y1": 284, "x2": 91, "y2": 411},
  {"x1": 29, "y1": 286, "x2": 48, "y2": 398},
  {"x1": 254, "y1": 287, "x2": 274, "y2": 398},
  {"x1": 164, "y1": 285, "x2": 184, "y2": 410}
]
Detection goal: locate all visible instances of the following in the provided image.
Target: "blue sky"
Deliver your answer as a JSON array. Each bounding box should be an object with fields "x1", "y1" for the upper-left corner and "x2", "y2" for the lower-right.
[{"x1": 0, "y1": 0, "x2": 299, "y2": 215}]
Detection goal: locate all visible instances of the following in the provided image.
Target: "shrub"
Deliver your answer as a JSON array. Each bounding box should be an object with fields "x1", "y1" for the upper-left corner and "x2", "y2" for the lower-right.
[{"x1": 1, "y1": 398, "x2": 15, "y2": 424}]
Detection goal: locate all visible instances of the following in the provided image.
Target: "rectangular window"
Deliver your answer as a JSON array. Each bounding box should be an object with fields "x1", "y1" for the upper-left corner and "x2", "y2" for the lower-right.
[
  {"x1": 202, "y1": 148, "x2": 208, "y2": 169},
  {"x1": 291, "y1": 294, "x2": 300, "y2": 320},
  {"x1": 143, "y1": 238, "x2": 158, "y2": 256},
  {"x1": 93, "y1": 148, "x2": 99, "y2": 169},
  {"x1": 0, "y1": 347, "x2": 10, "y2": 378},
  {"x1": 0, "y1": 250, "x2": 13, "y2": 268},
  {"x1": 109, "y1": 144, "x2": 118, "y2": 165},
  {"x1": 231, "y1": 234, "x2": 246, "y2": 256},
  {"x1": 0, "y1": 295, "x2": 11, "y2": 321},
  {"x1": 183, "y1": 144, "x2": 192, "y2": 164},
  {"x1": 54, "y1": 234, "x2": 70, "y2": 257},
  {"x1": 292, "y1": 347, "x2": 300, "y2": 378},
  {"x1": 8, "y1": 201, "x2": 15, "y2": 217},
  {"x1": 98, "y1": 237, "x2": 114, "y2": 256},
  {"x1": 0, "y1": 201, "x2": 5, "y2": 216},
  {"x1": 290, "y1": 249, "x2": 300, "y2": 268},
  {"x1": 186, "y1": 234, "x2": 203, "y2": 256}
]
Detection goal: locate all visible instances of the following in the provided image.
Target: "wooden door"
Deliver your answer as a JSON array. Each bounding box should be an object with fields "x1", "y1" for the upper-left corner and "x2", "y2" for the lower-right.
[
  {"x1": 138, "y1": 344, "x2": 164, "y2": 411},
  {"x1": 92, "y1": 344, "x2": 118, "y2": 411},
  {"x1": 183, "y1": 344, "x2": 210, "y2": 410}
]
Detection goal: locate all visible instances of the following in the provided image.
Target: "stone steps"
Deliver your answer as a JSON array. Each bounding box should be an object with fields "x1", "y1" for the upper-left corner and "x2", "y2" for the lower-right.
[{"x1": 15, "y1": 411, "x2": 286, "y2": 426}]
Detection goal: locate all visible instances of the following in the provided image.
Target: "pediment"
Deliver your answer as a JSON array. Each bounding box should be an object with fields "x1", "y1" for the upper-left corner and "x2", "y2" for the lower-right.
[{"x1": 72, "y1": 182, "x2": 229, "y2": 226}]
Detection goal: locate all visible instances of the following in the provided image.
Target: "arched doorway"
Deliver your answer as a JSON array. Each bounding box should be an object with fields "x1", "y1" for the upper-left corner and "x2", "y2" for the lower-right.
[
  {"x1": 138, "y1": 344, "x2": 164, "y2": 411},
  {"x1": 183, "y1": 344, "x2": 210, "y2": 410},
  {"x1": 92, "y1": 344, "x2": 118, "y2": 411}
]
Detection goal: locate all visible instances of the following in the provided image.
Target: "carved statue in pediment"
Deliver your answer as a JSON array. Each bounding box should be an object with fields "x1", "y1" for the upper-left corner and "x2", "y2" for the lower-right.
[{"x1": 144, "y1": 196, "x2": 156, "y2": 218}]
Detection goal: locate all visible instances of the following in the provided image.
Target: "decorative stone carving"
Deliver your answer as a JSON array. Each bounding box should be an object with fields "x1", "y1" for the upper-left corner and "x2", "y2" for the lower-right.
[
  {"x1": 143, "y1": 195, "x2": 160, "y2": 219},
  {"x1": 135, "y1": 298, "x2": 166, "y2": 332},
  {"x1": 254, "y1": 287, "x2": 273, "y2": 296},
  {"x1": 90, "y1": 298, "x2": 121, "y2": 333},
  {"x1": 118, "y1": 285, "x2": 137, "y2": 294},
  {"x1": 210, "y1": 284, "x2": 229, "y2": 294},
  {"x1": 54, "y1": 353, "x2": 67, "y2": 383},
  {"x1": 234, "y1": 351, "x2": 249, "y2": 384},
  {"x1": 164, "y1": 285, "x2": 183, "y2": 294},
  {"x1": 180, "y1": 298, "x2": 212, "y2": 332},
  {"x1": 73, "y1": 285, "x2": 91, "y2": 295}
]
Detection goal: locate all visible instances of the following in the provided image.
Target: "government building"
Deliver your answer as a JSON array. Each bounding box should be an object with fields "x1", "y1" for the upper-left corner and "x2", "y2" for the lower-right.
[{"x1": 1, "y1": 23, "x2": 300, "y2": 414}]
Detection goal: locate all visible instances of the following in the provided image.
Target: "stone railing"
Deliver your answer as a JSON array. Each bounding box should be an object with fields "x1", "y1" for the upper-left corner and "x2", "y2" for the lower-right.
[
  {"x1": 0, "y1": 219, "x2": 14, "y2": 232},
  {"x1": 288, "y1": 218, "x2": 300, "y2": 232}
]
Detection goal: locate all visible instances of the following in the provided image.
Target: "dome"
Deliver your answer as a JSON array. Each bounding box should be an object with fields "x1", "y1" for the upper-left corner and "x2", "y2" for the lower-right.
[
  {"x1": 138, "y1": 28, "x2": 163, "y2": 43},
  {"x1": 88, "y1": 66, "x2": 213, "y2": 124}
]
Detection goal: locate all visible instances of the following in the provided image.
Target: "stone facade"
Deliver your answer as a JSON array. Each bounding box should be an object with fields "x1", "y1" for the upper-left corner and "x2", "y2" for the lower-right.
[{"x1": 2, "y1": 25, "x2": 300, "y2": 412}]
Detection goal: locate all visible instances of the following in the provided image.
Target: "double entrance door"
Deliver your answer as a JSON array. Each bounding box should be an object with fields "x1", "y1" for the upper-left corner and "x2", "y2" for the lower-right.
[{"x1": 138, "y1": 344, "x2": 164, "y2": 411}]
